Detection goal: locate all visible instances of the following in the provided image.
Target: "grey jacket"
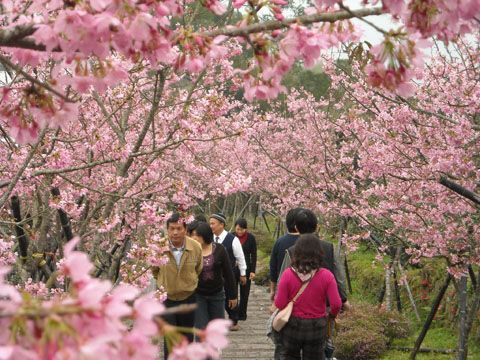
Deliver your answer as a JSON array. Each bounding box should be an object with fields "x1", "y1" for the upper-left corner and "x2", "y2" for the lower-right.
[{"x1": 278, "y1": 240, "x2": 348, "y2": 303}]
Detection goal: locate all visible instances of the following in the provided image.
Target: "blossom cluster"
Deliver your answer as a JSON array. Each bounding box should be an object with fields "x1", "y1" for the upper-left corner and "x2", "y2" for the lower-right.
[
  {"x1": 0, "y1": 237, "x2": 231, "y2": 359},
  {"x1": 0, "y1": 0, "x2": 478, "y2": 143}
]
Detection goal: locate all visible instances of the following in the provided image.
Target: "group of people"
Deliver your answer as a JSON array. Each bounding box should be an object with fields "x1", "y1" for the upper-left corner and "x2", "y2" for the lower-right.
[
  {"x1": 154, "y1": 207, "x2": 348, "y2": 360},
  {"x1": 269, "y1": 208, "x2": 350, "y2": 360},
  {"x1": 153, "y1": 212, "x2": 257, "y2": 359}
]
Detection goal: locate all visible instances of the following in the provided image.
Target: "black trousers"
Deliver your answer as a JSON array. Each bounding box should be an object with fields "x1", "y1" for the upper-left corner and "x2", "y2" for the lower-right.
[
  {"x1": 163, "y1": 293, "x2": 197, "y2": 360},
  {"x1": 238, "y1": 278, "x2": 251, "y2": 320},
  {"x1": 280, "y1": 316, "x2": 327, "y2": 360},
  {"x1": 225, "y1": 268, "x2": 240, "y2": 324}
]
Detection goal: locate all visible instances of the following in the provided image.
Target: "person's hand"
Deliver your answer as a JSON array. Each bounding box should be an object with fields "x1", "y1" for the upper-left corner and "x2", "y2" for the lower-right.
[
  {"x1": 269, "y1": 303, "x2": 277, "y2": 314},
  {"x1": 249, "y1": 272, "x2": 256, "y2": 280},
  {"x1": 228, "y1": 299, "x2": 238, "y2": 309},
  {"x1": 342, "y1": 300, "x2": 352, "y2": 311},
  {"x1": 239, "y1": 275, "x2": 247, "y2": 285}
]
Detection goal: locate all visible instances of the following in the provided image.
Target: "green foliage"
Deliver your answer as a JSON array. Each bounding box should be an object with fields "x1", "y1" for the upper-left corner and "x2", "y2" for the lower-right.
[
  {"x1": 346, "y1": 245, "x2": 384, "y2": 304},
  {"x1": 281, "y1": 62, "x2": 331, "y2": 100}
]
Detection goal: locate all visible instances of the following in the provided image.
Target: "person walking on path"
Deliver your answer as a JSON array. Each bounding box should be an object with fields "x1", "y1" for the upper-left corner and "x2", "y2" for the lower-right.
[
  {"x1": 278, "y1": 208, "x2": 349, "y2": 360},
  {"x1": 152, "y1": 213, "x2": 203, "y2": 359},
  {"x1": 269, "y1": 208, "x2": 301, "y2": 360},
  {"x1": 269, "y1": 208, "x2": 302, "y2": 302},
  {"x1": 209, "y1": 212, "x2": 247, "y2": 331},
  {"x1": 233, "y1": 218, "x2": 257, "y2": 321},
  {"x1": 274, "y1": 234, "x2": 342, "y2": 360},
  {"x1": 187, "y1": 221, "x2": 238, "y2": 329}
]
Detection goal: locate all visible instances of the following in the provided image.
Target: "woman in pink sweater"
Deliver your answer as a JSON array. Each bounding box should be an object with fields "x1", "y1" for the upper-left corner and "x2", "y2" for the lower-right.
[{"x1": 274, "y1": 234, "x2": 342, "y2": 360}]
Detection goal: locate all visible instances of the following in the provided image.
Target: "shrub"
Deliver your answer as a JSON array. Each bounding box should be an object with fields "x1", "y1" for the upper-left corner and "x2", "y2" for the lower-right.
[
  {"x1": 334, "y1": 302, "x2": 411, "y2": 360},
  {"x1": 378, "y1": 308, "x2": 411, "y2": 342}
]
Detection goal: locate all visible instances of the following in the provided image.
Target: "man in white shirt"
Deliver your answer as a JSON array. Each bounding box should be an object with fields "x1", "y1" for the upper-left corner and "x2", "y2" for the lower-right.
[{"x1": 209, "y1": 212, "x2": 247, "y2": 331}]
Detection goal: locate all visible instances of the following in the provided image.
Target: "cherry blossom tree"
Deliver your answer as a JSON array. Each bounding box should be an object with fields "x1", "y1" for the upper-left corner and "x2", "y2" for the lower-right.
[
  {"x1": 214, "y1": 35, "x2": 479, "y2": 359},
  {"x1": 0, "y1": 0, "x2": 478, "y2": 145}
]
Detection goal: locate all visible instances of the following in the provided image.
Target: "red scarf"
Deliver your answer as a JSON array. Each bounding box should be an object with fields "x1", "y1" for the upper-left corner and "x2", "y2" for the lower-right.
[{"x1": 238, "y1": 232, "x2": 248, "y2": 246}]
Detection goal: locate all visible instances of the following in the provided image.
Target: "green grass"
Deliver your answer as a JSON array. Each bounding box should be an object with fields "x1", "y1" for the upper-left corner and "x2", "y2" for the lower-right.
[
  {"x1": 381, "y1": 326, "x2": 480, "y2": 359},
  {"x1": 346, "y1": 246, "x2": 480, "y2": 359}
]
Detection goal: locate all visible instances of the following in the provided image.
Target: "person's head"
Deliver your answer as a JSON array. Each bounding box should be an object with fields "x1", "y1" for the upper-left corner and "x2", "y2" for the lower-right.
[
  {"x1": 294, "y1": 208, "x2": 318, "y2": 234},
  {"x1": 234, "y1": 218, "x2": 248, "y2": 237},
  {"x1": 209, "y1": 213, "x2": 226, "y2": 236},
  {"x1": 186, "y1": 220, "x2": 199, "y2": 236},
  {"x1": 195, "y1": 213, "x2": 207, "y2": 223},
  {"x1": 190, "y1": 221, "x2": 213, "y2": 246},
  {"x1": 285, "y1": 208, "x2": 302, "y2": 233},
  {"x1": 291, "y1": 234, "x2": 324, "y2": 274},
  {"x1": 166, "y1": 212, "x2": 187, "y2": 245}
]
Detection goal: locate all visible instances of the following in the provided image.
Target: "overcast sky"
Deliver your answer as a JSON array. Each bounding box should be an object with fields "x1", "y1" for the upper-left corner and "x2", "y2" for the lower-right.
[{"x1": 345, "y1": 0, "x2": 396, "y2": 44}]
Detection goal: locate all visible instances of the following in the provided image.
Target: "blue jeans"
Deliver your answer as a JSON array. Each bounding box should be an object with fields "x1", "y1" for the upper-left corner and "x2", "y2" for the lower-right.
[{"x1": 195, "y1": 290, "x2": 226, "y2": 329}]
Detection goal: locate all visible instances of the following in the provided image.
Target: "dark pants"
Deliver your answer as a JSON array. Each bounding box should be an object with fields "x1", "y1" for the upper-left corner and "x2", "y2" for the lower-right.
[
  {"x1": 238, "y1": 278, "x2": 251, "y2": 321},
  {"x1": 279, "y1": 316, "x2": 327, "y2": 360},
  {"x1": 163, "y1": 293, "x2": 197, "y2": 360},
  {"x1": 273, "y1": 330, "x2": 282, "y2": 360},
  {"x1": 195, "y1": 290, "x2": 225, "y2": 329},
  {"x1": 225, "y1": 268, "x2": 239, "y2": 324}
]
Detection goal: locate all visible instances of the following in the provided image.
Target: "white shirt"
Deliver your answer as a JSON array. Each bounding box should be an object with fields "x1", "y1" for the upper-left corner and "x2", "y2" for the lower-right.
[
  {"x1": 168, "y1": 239, "x2": 185, "y2": 268},
  {"x1": 215, "y1": 230, "x2": 247, "y2": 276}
]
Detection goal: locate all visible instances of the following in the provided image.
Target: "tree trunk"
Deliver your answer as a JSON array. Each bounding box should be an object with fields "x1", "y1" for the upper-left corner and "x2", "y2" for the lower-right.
[
  {"x1": 344, "y1": 254, "x2": 352, "y2": 294},
  {"x1": 457, "y1": 275, "x2": 468, "y2": 360},
  {"x1": 385, "y1": 266, "x2": 392, "y2": 311},
  {"x1": 393, "y1": 265, "x2": 402, "y2": 312},
  {"x1": 10, "y1": 196, "x2": 29, "y2": 260},
  {"x1": 410, "y1": 273, "x2": 452, "y2": 360},
  {"x1": 398, "y1": 261, "x2": 420, "y2": 320}
]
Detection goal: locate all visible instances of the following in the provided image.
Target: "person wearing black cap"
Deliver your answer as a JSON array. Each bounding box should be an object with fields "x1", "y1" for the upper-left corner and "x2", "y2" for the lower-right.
[{"x1": 209, "y1": 212, "x2": 247, "y2": 331}]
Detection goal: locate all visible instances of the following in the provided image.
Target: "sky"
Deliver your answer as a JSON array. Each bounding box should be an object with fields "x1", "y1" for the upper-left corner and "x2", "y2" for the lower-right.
[{"x1": 345, "y1": 0, "x2": 396, "y2": 45}]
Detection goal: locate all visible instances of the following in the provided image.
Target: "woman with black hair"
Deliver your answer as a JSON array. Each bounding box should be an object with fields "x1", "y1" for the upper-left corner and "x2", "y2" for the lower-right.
[
  {"x1": 233, "y1": 218, "x2": 257, "y2": 321},
  {"x1": 188, "y1": 221, "x2": 237, "y2": 329},
  {"x1": 274, "y1": 234, "x2": 342, "y2": 360}
]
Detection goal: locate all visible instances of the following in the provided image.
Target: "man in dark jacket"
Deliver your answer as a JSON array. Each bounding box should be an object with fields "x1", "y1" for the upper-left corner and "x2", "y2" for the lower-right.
[
  {"x1": 269, "y1": 208, "x2": 301, "y2": 301},
  {"x1": 277, "y1": 208, "x2": 349, "y2": 360}
]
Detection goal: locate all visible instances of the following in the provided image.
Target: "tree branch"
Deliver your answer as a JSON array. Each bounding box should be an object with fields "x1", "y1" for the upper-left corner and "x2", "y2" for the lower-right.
[
  {"x1": 0, "y1": 127, "x2": 47, "y2": 209},
  {"x1": 439, "y1": 176, "x2": 480, "y2": 206},
  {"x1": 201, "y1": 7, "x2": 383, "y2": 37}
]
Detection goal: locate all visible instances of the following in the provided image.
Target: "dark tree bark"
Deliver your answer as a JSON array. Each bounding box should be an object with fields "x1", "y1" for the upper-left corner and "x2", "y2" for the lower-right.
[
  {"x1": 457, "y1": 276, "x2": 468, "y2": 360},
  {"x1": 50, "y1": 187, "x2": 74, "y2": 241},
  {"x1": 410, "y1": 273, "x2": 452, "y2": 360},
  {"x1": 10, "y1": 195, "x2": 29, "y2": 260},
  {"x1": 439, "y1": 177, "x2": 480, "y2": 205}
]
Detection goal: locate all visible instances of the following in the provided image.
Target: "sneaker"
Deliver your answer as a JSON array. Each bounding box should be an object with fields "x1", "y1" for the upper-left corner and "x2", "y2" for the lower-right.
[{"x1": 230, "y1": 324, "x2": 240, "y2": 331}]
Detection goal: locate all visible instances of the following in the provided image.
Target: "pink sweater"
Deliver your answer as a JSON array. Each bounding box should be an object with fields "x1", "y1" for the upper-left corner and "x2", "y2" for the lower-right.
[{"x1": 274, "y1": 268, "x2": 342, "y2": 319}]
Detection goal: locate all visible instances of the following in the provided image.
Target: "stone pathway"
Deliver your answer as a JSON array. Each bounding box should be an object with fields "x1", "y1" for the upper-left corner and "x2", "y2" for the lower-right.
[
  {"x1": 222, "y1": 283, "x2": 274, "y2": 359},
  {"x1": 159, "y1": 283, "x2": 274, "y2": 359}
]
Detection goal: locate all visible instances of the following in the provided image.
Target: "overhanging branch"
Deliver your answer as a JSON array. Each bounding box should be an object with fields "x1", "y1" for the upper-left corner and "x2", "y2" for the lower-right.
[
  {"x1": 0, "y1": 8, "x2": 384, "y2": 52},
  {"x1": 439, "y1": 176, "x2": 480, "y2": 205},
  {"x1": 202, "y1": 7, "x2": 384, "y2": 37}
]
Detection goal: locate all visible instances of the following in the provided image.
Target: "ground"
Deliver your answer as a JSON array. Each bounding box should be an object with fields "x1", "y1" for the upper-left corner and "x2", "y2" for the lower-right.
[{"x1": 222, "y1": 284, "x2": 274, "y2": 359}]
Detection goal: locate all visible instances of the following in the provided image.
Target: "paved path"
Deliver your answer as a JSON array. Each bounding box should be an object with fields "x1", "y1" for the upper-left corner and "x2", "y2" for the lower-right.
[
  {"x1": 158, "y1": 283, "x2": 274, "y2": 359},
  {"x1": 222, "y1": 283, "x2": 274, "y2": 359}
]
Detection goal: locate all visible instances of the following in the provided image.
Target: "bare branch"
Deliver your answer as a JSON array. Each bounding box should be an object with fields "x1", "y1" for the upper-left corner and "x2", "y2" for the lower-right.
[
  {"x1": 201, "y1": 7, "x2": 383, "y2": 37},
  {"x1": 0, "y1": 54, "x2": 74, "y2": 102}
]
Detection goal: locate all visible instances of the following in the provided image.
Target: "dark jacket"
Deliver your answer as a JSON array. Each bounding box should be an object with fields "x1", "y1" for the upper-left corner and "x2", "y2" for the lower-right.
[
  {"x1": 242, "y1": 232, "x2": 257, "y2": 275},
  {"x1": 230, "y1": 232, "x2": 257, "y2": 276},
  {"x1": 281, "y1": 239, "x2": 348, "y2": 303},
  {"x1": 269, "y1": 233, "x2": 299, "y2": 283},
  {"x1": 196, "y1": 243, "x2": 237, "y2": 300}
]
